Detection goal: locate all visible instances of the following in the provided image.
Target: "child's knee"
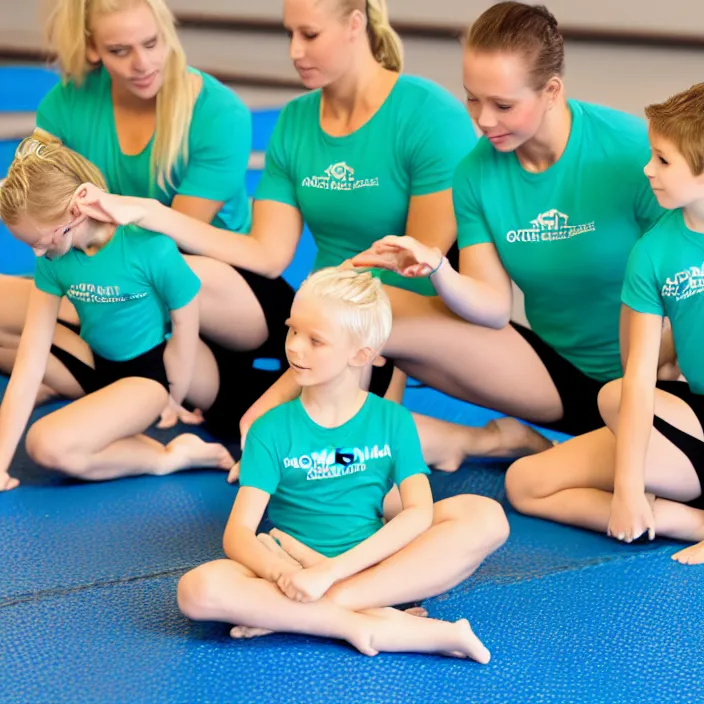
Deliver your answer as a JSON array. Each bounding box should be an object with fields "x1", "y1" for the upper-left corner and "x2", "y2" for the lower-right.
[
  {"x1": 476, "y1": 497, "x2": 510, "y2": 551},
  {"x1": 447, "y1": 494, "x2": 510, "y2": 553},
  {"x1": 177, "y1": 561, "x2": 231, "y2": 621}
]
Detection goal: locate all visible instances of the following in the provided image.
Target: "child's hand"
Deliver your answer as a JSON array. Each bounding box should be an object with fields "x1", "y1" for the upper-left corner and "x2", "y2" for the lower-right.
[
  {"x1": 277, "y1": 563, "x2": 336, "y2": 603},
  {"x1": 672, "y1": 540, "x2": 704, "y2": 565},
  {"x1": 608, "y1": 489, "x2": 655, "y2": 543},
  {"x1": 0, "y1": 471, "x2": 19, "y2": 492}
]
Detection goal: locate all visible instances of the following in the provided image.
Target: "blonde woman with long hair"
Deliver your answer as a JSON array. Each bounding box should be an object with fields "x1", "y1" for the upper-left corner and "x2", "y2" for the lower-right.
[
  {"x1": 0, "y1": 0, "x2": 294, "y2": 440},
  {"x1": 0, "y1": 136, "x2": 234, "y2": 492}
]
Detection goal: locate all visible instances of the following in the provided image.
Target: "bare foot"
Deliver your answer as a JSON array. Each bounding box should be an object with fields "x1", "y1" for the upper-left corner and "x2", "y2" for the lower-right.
[
  {"x1": 485, "y1": 417, "x2": 555, "y2": 459},
  {"x1": 257, "y1": 533, "x2": 302, "y2": 568},
  {"x1": 230, "y1": 625, "x2": 274, "y2": 639},
  {"x1": 672, "y1": 540, "x2": 704, "y2": 565},
  {"x1": 269, "y1": 528, "x2": 327, "y2": 568},
  {"x1": 447, "y1": 619, "x2": 491, "y2": 664},
  {"x1": 160, "y1": 434, "x2": 234, "y2": 474},
  {"x1": 372, "y1": 605, "x2": 429, "y2": 619}
]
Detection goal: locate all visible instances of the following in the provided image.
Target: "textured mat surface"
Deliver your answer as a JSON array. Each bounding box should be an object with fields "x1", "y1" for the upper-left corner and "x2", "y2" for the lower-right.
[
  {"x1": 2, "y1": 550, "x2": 702, "y2": 704},
  {"x1": 2, "y1": 67, "x2": 703, "y2": 704}
]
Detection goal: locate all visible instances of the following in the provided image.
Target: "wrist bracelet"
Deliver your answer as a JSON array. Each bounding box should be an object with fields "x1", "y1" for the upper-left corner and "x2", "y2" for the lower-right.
[{"x1": 428, "y1": 256, "x2": 446, "y2": 277}]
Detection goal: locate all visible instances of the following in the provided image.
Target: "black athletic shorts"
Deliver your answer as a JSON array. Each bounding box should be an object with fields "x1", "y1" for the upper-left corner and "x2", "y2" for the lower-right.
[
  {"x1": 50, "y1": 340, "x2": 169, "y2": 394},
  {"x1": 652, "y1": 381, "x2": 704, "y2": 510},
  {"x1": 510, "y1": 322, "x2": 608, "y2": 436}
]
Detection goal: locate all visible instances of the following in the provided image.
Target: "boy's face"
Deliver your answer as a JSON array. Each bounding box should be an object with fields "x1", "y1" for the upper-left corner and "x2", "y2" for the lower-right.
[
  {"x1": 645, "y1": 130, "x2": 704, "y2": 210},
  {"x1": 285, "y1": 294, "x2": 371, "y2": 388}
]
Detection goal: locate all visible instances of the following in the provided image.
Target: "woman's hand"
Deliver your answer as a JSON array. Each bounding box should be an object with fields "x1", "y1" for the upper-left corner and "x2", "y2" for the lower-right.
[
  {"x1": 352, "y1": 235, "x2": 444, "y2": 278},
  {"x1": 73, "y1": 183, "x2": 146, "y2": 226}
]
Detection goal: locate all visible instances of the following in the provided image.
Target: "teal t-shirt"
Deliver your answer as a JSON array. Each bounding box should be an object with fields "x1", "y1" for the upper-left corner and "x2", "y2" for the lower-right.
[
  {"x1": 453, "y1": 99, "x2": 663, "y2": 381},
  {"x1": 622, "y1": 209, "x2": 704, "y2": 394},
  {"x1": 36, "y1": 67, "x2": 252, "y2": 232},
  {"x1": 239, "y1": 393, "x2": 430, "y2": 557},
  {"x1": 34, "y1": 225, "x2": 200, "y2": 362},
  {"x1": 255, "y1": 75, "x2": 477, "y2": 295}
]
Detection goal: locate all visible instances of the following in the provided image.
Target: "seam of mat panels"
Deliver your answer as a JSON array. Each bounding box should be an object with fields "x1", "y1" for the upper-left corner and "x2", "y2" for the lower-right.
[
  {"x1": 0, "y1": 566, "x2": 189, "y2": 609},
  {"x1": 429, "y1": 544, "x2": 679, "y2": 605},
  {"x1": 1, "y1": 542, "x2": 678, "y2": 612}
]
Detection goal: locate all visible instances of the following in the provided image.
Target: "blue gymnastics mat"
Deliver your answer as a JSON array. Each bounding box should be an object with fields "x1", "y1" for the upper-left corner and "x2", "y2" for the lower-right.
[{"x1": 2, "y1": 65, "x2": 704, "y2": 704}]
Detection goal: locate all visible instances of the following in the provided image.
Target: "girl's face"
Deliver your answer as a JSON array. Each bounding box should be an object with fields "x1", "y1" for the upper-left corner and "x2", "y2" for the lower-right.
[
  {"x1": 283, "y1": 0, "x2": 365, "y2": 90},
  {"x1": 87, "y1": 2, "x2": 169, "y2": 101},
  {"x1": 462, "y1": 49, "x2": 555, "y2": 152},
  {"x1": 8, "y1": 209, "x2": 85, "y2": 260}
]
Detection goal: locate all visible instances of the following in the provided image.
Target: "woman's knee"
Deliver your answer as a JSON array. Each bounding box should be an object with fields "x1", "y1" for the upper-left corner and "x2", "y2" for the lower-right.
[
  {"x1": 25, "y1": 421, "x2": 85, "y2": 475},
  {"x1": 597, "y1": 379, "x2": 622, "y2": 428},
  {"x1": 177, "y1": 560, "x2": 233, "y2": 621}
]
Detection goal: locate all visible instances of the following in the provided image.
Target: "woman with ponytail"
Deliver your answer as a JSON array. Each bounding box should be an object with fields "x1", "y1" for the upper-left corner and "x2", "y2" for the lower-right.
[{"x1": 0, "y1": 0, "x2": 295, "y2": 441}]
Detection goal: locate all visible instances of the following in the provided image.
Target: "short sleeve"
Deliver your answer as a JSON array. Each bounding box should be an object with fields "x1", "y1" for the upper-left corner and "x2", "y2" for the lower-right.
[
  {"x1": 33, "y1": 257, "x2": 63, "y2": 297},
  {"x1": 143, "y1": 233, "x2": 201, "y2": 310},
  {"x1": 35, "y1": 82, "x2": 71, "y2": 142},
  {"x1": 253, "y1": 106, "x2": 299, "y2": 208},
  {"x1": 406, "y1": 93, "x2": 477, "y2": 197},
  {"x1": 390, "y1": 408, "x2": 431, "y2": 487},
  {"x1": 177, "y1": 81, "x2": 252, "y2": 203},
  {"x1": 621, "y1": 240, "x2": 663, "y2": 317},
  {"x1": 238, "y1": 422, "x2": 282, "y2": 496},
  {"x1": 453, "y1": 151, "x2": 494, "y2": 249}
]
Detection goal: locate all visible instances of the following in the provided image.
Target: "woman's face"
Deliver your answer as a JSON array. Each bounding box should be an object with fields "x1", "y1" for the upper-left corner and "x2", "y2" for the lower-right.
[
  {"x1": 87, "y1": 1, "x2": 169, "y2": 101},
  {"x1": 283, "y1": 0, "x2": 364, "y2": 90},
  {"x1": 462, "y1": 49, "x2": 553, "y2": 152}
]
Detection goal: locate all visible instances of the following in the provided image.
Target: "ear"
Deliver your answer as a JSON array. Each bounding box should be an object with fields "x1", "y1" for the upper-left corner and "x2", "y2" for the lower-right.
[
  {"x1": 86, "y1": 40, "x2": 101, "y2": 65},
  {"x1": 349, "y1": 345, "x2": 375, "y2": 369},
  {"x1": 542, "y1": 76, "x2": 563, "y2": 106},
  {"x1": 348, "y1": 8, "x2": 367, "y2": 39}
]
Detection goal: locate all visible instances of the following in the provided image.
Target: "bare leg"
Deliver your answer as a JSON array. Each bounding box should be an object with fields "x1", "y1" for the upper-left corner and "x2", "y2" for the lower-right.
[
  {"x1": 506, "y1": 380, "x2": 704, "y2": 542},
  {"x1": 178, "y1": 560, "x2": 490, "y2": 662},
  {"x1": 25, "y1": 378, "x2": 233, "y2": 481},
  {"x1": 0, "y1": 274, "x2": 79, "y2": 334},
  {"x1": 325, "y1": 494, "x2": 508, "y2": 612},
  {"x1": 183, "y1": 256, "x2": 269, "y2": 351}
]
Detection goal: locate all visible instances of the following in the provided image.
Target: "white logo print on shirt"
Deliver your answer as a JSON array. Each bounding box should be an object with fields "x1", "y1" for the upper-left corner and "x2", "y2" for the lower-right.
[
  {"x1": 283, "y1": 443, "x2": 391, "y2": 480},
  {"x1": 506, "y1": 209, "x2": 596, "y2": 243},
  {"x1": 661, "y1": 262, "x2": 704, "y2": 302},
  {"x1": 301, "y1": 162, "x2": 380, "y2": 192},
  {"x1": 66, "y1": 283, "x2": 148, "y2": 304}
]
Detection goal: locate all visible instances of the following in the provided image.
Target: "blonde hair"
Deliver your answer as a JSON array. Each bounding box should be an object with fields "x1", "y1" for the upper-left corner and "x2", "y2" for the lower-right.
[
  {"x1": 333, "y1": 0, "x2": 403, "y2": 72},
  {"x1": 44, "y1": 0, "x2": 199, "y2": 193},
  {"x1": 0, "y1": 135, "x2": 106, "y2": 226},
  {"x1": 298, "y1": 267, "x2": 393, "y2": 351},
  {"x1": 645, "y1": 83, "x2": 704, "y2": 176}
]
